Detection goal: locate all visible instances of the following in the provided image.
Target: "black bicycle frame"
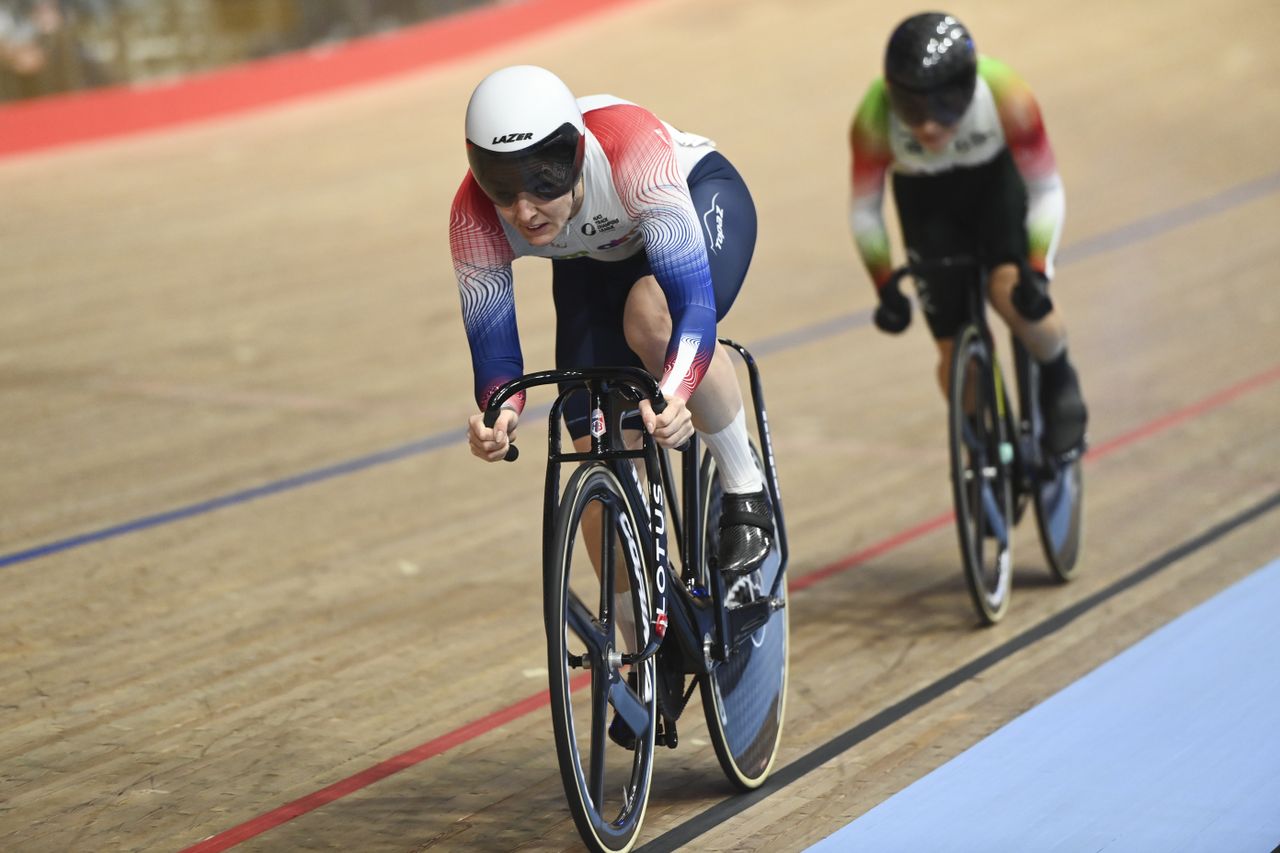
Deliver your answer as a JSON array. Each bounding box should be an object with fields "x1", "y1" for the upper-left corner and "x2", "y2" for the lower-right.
[
  {"x1": 482, "y1": 348, "x2": 788, "y2": 678},
  {"x1": 483, "y1": 368, "x2": 720, "y2": 677},
  {"x1": 898, "y1": 256, "x2": 1051, "y2": 491}
]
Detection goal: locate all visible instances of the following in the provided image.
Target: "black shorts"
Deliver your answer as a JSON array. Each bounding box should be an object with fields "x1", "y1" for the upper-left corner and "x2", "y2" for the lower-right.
[
  {"x1": 892, "y1": 147, "x2": 1028, "y2": 339},
  {"x1": 553, "y1": 150, "x2": 757, "y2": 438}
]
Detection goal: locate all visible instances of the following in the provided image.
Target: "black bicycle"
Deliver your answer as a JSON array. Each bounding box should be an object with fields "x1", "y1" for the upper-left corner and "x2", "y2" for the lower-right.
[
  {"x1": 886, "y1": 259, "x2": 1084, "y2": 624},
  {"x1": 482, "y1": 340, "x2": 788, "y2": 852}
]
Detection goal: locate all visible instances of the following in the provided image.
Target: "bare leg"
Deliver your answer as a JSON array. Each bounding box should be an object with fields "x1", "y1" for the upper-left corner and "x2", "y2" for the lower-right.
[
  {"x1": 987, "y1": 263, "x2": 1087, "y2": 453},
  {"x1": 621, "y1": 276, "x2": 743, "y2": 433},
  {"x1": 621, "y1": 275, "x2": 771, "y2": 576},
  {"x1": 987, "y1": 263, "x2": 1067, "y2": 362}
]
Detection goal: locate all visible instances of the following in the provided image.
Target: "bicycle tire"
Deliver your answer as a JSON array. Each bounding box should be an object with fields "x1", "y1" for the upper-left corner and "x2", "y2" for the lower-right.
[
  {"x1": 1034, "y1": 454, "x2": 1084, "y2": 582},
  {"x1": 1014, "y1": 339, "x2": 1084, "y2": 583},
  {"x1": 948, "y1": 325, "x2": 1015, "y2": 624},
  {"x1": 546, "y1": 462, "x2": 657, "y2": 852},
  {"x1": 697, "y1": 446, "x2": 788, "y2": 789}
]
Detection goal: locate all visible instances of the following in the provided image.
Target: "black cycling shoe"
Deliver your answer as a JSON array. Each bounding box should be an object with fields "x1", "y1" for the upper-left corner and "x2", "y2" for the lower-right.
[
  {"x1": 607, "y1": 671, "x2": 645, "y2": 751},
  {"x1": 608, "y1": 711, "x2": 637, "y2": 750},
  {"x1": 1039, "y1": 354, "x2": 1088, "y2": 458},
  {"x1": 718, "y1": 489, "x2": 774, "y2": 578}
]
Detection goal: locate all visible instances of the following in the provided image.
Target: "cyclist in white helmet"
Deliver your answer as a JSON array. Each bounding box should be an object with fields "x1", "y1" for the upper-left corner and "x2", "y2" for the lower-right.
[{"x1": 451, "y1": 65, "x2": 772, "y2": 579}]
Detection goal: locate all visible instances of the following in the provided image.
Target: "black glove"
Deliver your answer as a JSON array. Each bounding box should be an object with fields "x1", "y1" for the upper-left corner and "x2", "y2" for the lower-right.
[
  {"x1": 1012, "y1": 269, "x2": 1054, "y2": 321},
  {"x1": 873, "y1": 279, "x2": 912, "y2": 334}
]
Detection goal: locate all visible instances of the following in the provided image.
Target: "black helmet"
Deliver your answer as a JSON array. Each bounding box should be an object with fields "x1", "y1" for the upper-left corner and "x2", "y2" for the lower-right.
[{"x1": 884, "y1": 12, "x2": 977, "y2": 127}]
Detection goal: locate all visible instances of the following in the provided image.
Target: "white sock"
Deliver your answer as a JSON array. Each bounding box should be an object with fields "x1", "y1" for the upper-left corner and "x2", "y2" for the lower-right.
[
  {"x1": 699, "y1": 407, "x2": 764, "y2": 494},
  {"x1": 614, "y1": 590, "x2": 652, "y2": 701}
]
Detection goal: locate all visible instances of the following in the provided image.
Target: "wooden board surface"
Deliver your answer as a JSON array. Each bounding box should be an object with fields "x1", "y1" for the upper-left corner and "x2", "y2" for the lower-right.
[{"x1": 2, "y1": 0, "x2": 1277, "y2": 850}]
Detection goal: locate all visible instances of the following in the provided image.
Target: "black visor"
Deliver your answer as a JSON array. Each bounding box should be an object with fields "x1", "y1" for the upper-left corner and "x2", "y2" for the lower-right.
[
  {"x1": 466, "y1": 122, "x2": 585, "y2": 207},
  {"x1": 888, "y1": 74, "x2": 975, "y2": 127}
]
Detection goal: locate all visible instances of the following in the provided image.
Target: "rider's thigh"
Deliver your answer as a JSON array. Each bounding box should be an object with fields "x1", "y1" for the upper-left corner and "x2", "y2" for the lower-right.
[
  {"x1": 934, "y1": 336, "x2": 955, "y2": 397},
  {"x1": 987, "y1": 263, "x2": 1067, "y2": 361},
  {"x1": 622, "y1": 275, "x2": 671, "y2": 374},
  {"x1": 986, "y1": 262, "x2": 1021, "y2": 321},
  {"x1": 571, "y1": 430, "x2": 645, "y2": 454}
]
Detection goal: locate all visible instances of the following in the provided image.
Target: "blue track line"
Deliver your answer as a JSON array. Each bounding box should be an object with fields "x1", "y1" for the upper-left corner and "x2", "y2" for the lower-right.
[
  {"x1": 4, "y1": 169, "x2": 1279, "y2": 570},
  {"x1": 0, "y1": 434, "x2": 456, "y2": 568}
]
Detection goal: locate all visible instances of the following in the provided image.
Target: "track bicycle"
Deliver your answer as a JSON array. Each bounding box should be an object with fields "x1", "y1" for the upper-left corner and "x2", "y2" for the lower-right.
[
  {"x1": 481, "y1": 340, "x2": 789, "y2": 852},
  {"x1": 885, "y1": 259, "x2": 1084, "y2": 623}
]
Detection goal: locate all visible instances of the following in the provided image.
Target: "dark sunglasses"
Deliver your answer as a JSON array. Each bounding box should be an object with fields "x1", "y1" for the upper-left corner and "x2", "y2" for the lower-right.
[
  {"x1": 467, "y1": 124, "x2": 584, "y2": 207},
  {"x1": 889, "y1": 82, "x2": 973, "y2": 128}
]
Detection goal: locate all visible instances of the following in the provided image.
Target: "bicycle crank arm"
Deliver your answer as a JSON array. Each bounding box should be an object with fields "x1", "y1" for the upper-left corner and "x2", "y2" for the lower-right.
[{"x1": 727, "y1": 596, "x2": 785, "y2": 650}]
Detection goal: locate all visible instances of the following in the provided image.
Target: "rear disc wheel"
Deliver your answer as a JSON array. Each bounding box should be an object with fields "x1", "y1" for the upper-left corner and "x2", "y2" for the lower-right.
[{"x1": 697, "y1": 447, "x2": 788, "y2": 789}]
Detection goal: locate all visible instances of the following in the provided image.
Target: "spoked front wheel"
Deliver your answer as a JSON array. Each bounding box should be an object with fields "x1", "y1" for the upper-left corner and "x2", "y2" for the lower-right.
[
  {"x1": 697, "y1": 447, "x2": 788, "y2": 789},
  {"x1": 948, "y1": 325, "x2": 1015, "y2": 624},
  {"x1": 546, "y1": 462, "x2": 657, "y2": 852}
]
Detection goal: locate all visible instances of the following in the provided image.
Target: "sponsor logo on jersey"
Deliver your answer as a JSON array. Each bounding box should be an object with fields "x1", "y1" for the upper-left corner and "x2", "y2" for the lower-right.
[
  {"x1": 954, "y1": 131, "x2": 994, "y2": 153},
  {"x1": 701, "y1": 192, "x2": 725, "y2": 254},
  {"x1": 595, "y1": 226, "x2": 641, "y2": 252},
  {"x1": 580, "y1": 214, "x2": 620, "y2": 237}
]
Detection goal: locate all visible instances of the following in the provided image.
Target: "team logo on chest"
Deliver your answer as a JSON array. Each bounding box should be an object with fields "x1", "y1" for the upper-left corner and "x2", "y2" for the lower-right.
[{"x1": 581, "y1": 213, "x2": 620, "y2": 237}]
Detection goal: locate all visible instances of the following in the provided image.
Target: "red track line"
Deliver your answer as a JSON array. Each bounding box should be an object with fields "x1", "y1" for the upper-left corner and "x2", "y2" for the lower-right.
[
  {"x1": 181, "y1": 674, "x2": 591, "y2": 853},
  {"x1": 0, "y1": 0, "x2": 648, "y2": 159},
  {"x1": 790, "y1": 511, "x2": 955, "y2": 593},
  {"x1": 180, "y1": 362, "x2": 1280, "y2": 850},
  {"x1": 1082, "y1": 364, "x2": 1280, "y2": 460}
]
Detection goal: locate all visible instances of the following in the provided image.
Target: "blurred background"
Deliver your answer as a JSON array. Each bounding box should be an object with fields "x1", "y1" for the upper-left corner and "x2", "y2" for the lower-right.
[{"x1": 0, "y1": 0, "x2": 491, "y2": 101}]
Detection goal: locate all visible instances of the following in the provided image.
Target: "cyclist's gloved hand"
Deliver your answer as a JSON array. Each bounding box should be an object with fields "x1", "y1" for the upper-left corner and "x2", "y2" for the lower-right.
[
  {"x1": 1012, "y1": 269, "x2": 1054, "y2": 322},
  {"x1": 873, "y1": 279, "x2": 912, "y2": 334}
]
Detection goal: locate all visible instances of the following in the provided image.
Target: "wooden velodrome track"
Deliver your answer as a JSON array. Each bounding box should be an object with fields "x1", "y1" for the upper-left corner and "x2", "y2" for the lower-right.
[{"x1": 3, "y1": 0, "x2": 1278, "y2": 849}]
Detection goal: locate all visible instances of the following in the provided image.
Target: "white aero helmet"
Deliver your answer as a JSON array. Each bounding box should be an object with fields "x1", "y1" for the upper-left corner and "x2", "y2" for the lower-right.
[{"x1": 465, "y1": 65, "x2": 586, "y2": 206}]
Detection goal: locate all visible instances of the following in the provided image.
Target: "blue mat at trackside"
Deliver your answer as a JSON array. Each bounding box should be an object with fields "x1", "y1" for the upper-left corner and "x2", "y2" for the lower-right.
[{"x1": 807, "y1": 557, "x2": 1280, "y2": 853}]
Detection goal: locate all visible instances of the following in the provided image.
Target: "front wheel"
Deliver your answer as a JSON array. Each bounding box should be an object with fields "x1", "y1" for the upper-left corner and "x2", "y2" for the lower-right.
[
  {"x1": 948, "y1": 325, "x2": 1015, "y2": 624},
  {"x1": 697, "y1": 447, "x2": 788, "y2": 789},
  {"x1": 546, "y1": 462, "x2": 657, "y2": 852}
]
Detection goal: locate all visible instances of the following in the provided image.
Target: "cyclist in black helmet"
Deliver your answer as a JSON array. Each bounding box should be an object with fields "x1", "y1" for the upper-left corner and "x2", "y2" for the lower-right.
[{"x1": 850, "y1": 11, "x2": 1087, "y2": 457}]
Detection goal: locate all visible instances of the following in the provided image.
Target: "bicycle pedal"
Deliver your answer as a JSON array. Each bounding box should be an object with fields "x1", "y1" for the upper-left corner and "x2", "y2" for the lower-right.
[
  {"x1": 608, "y1": 714, "x2": 637, "y2": 751},
  {"x1": 656, "y1": 716, "x2": 678, "y2": 749},
  {"x1": 1055, "y1": 441, "x2": 1086, "y2": 464}
]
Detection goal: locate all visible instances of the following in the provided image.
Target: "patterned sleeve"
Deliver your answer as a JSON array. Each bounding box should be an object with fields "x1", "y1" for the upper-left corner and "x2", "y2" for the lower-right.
[
  {"x1": 849, "y1": 79, "x2": 896, "y2": 291},
  {"x1": 449, "y1": 175, "x2": 525, "y2": 413},
  {"x1": 980, "y1": 56, "x2": 1065, "y2": 278},
  {"x1": 586, "y1": 104, "x2": 717, "y2": 402}
]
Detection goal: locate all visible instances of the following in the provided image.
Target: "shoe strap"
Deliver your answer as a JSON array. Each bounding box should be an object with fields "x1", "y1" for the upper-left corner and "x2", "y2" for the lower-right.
[{"x1": 719, "y1": 493, "x2": 772, "y2": 531}]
